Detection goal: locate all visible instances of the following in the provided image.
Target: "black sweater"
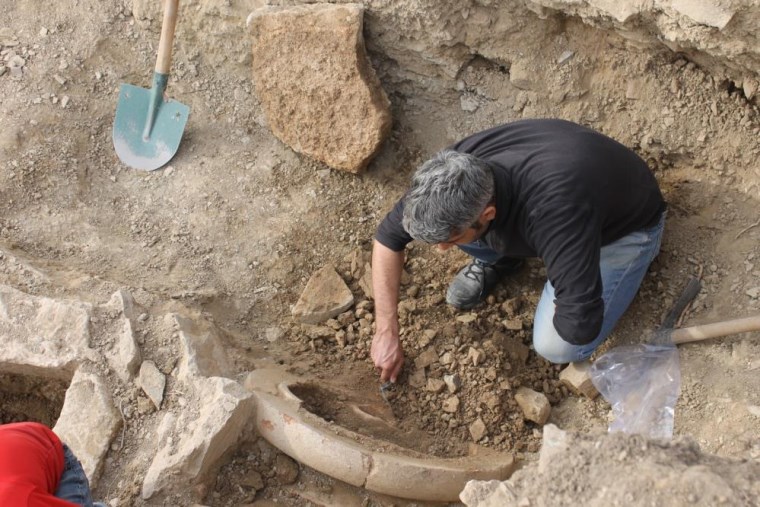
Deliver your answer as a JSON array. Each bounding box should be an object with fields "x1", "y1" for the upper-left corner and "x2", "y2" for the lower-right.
[{"x1": 375, "y1": 119, "x2": 666, "y2": 345}]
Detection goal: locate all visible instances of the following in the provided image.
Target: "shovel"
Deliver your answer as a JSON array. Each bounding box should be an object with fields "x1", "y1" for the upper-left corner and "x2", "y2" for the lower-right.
[
  {"x1": 113, "y1": 0, "x2": 189, "y2": 171},
  {"x1": 590, "y1": 278, "x2": 760, "y2": 439}
]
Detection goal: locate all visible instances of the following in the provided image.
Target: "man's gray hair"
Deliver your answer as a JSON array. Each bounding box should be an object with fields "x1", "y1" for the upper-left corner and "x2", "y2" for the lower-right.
[{"x1": 402, "y1": 149, "x2": 494, "y2": 244}]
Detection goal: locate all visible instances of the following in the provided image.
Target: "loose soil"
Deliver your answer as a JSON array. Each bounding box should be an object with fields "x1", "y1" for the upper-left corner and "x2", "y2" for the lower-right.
[{"x1": 1, "y1": 1, "x2": 759, "y2": 506}]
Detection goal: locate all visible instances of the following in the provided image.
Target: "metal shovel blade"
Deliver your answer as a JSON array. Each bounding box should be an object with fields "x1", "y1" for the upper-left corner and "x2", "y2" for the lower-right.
[{"x1": 113, "y1": 74, "x2": 189, "y2": 171}]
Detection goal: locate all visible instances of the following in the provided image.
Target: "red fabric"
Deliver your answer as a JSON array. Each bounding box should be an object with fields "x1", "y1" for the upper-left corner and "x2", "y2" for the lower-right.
[{"x1": 0, "y1": 422, "x2": 79, "y2": 506}]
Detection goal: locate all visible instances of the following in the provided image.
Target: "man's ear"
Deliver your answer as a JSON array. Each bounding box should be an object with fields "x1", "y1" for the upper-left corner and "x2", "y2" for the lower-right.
[{"x1": 480, "y1": 204, "x2": 497, "y2": 222}]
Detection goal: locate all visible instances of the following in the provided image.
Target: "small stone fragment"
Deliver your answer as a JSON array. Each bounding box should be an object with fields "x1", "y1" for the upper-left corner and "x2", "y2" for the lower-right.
[
  {"x1": 501, "y1": 297, "x2": 522, "y2": 317},
  {"x1": 415, "y1": 347, "x2": 439, "y2": 369},
  {"x1": 504, "y1": 318, "x2": 523, "y2": 330},
  {"x1": 442, "y1": 395, "x2": 460, "y2": 413},
  {"x1": 426, "y1": 378, "x2": 446, "y2": 393},
  {"x1": 514, "y1": 387, "x2": 551, "y2": 424},
  {"x1": 408, "y1": 368, "x2": 426, "y2": 388},
  {"x1": 469, "y1": 417, "x2": 487, "y2": 441},
  {"x1": 559, "y1": 361, "x2": 599, "y2": 399},
  {"x1": 240, "y1": 470, "x2": 264, "y2": 490},
  {"x1": 444, "y1": 373, "x2": 462, "y2": 394},
  {"x1": 275, "y1": 454, "x2": 299, "y2": 484},
  {"x1": 557, "y1": 50, "x2": 574, "y2": 65},
  {"x1": 139, "y1": 360, "x2": 166, "y2": 410},
  {"x1": 457, "y1": 313, "x2": 478, "y2": 324},
  {"x1": 467, "y1": 347, "x2": 485, "y2": 366}
]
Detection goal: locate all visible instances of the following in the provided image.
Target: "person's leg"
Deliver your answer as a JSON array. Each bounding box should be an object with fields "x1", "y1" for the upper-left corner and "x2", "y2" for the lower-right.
[
  {"x1": 533, "y1": 213, "x2": 666, "y2": 363},
  {"x1": 447, "y1": 240, "x2": 524, "y2": 309},
  {"x1": 55, "y1": 444, "x2": 95, "y2": 507}
]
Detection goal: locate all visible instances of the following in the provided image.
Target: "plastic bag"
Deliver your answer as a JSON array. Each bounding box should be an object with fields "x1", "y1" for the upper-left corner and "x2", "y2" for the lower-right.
[{"x1": 589, "y1": 343, "x2": 681, "y2": 440}]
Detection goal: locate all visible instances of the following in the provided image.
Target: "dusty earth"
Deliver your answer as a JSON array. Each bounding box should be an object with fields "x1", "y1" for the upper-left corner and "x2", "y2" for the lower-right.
[{"x1": 1, "y1": 0, "x2": 759, "y2": 506}]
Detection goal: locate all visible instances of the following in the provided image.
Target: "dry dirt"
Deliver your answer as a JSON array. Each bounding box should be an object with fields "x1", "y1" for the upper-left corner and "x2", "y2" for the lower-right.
[{"x1": 1, "y1": 1, "x2": 759, "y2": 506}]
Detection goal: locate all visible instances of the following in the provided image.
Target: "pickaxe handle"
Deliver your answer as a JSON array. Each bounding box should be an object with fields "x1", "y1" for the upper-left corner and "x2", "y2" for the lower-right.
[{"x1": 671, "y1": 315, "x2": 760, "y2": 344}]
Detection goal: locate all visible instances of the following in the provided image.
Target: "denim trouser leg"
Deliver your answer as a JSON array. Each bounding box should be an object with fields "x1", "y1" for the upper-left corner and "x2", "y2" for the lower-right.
[
  {"x1": 533, "y1": 213, "x2": 666, "y2": 364},
  {"x1": 457, "y1": 240, "x2": 505, "y2": 264},
  {"x1": 55, "y1": 444, "x2": 95, "y2": 507}
]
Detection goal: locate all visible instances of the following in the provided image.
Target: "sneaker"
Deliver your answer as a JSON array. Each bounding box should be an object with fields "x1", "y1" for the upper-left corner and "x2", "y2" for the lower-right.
[{"x1": 445, "y1": 258, "x2": 524, "y2": 310}]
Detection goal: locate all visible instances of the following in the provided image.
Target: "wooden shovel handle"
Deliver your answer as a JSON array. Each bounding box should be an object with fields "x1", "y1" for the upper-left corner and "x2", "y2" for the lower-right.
[
  {"x1": 155, "y1": 0, "x2": 180, "y2": 74},
  {"x1": 671, "y1": 315, "x2": 760, "y2": 344}
]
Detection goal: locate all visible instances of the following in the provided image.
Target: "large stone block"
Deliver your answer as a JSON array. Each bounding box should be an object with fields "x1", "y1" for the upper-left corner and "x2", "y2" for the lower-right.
[
  {"x1": 0, "y1": 285, "x2": 97, "y2": 379},
  {"x1": 247, "y1": 3, "x2": 392, "y2": 173},
  {"x1": 292, "y1": 265, "x2": 354, "y2": 324},
  {"x1": 141, "y1": 377, "x2": 255, "y2": 499},
  {"x1": 53, "y1": 369, "x2": 121, "y2": 488},
  {"x1": 102, "y1": 289, "x2": 141, "y2": 382},
  {"x1": 172, "y1": 313, "x2": 232, "y2": 381}
]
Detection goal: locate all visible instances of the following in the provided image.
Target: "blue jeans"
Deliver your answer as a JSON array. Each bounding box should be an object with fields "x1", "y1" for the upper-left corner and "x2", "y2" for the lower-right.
[
  {"x1": 459, "y1": 212, "x2": 665, "y2": 363},
  {"x1": 55, "y1": 444, "x2": 101, "y2": 507}
]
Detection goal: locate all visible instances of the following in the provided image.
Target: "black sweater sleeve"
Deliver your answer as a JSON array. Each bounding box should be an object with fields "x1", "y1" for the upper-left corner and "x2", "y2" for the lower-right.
[
  {"x1": 375, "y1": 198, "x2": 413, "y2": 252},
  {"x1": 527, "y1": 200, "x2": 604, "y2": 345}
]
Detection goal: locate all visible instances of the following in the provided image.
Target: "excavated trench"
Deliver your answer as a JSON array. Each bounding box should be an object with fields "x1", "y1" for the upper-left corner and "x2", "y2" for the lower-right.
[{"x1": 0, "y1": 0, "x2": 758, "y2": 505}]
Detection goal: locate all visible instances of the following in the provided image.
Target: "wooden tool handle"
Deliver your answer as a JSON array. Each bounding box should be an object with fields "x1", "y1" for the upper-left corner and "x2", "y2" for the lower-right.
[
  {"x1": 671, "y1": 315, "x2": 760, "y2": 344},
  {"x1": 155, "y1": 0, "x2": 180, "y2": 74}
]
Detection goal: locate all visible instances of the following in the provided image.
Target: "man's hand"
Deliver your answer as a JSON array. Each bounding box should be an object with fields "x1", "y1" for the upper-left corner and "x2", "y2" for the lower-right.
[{"x1": 371, "y1": 330, "x2": 404, "y2": 383}]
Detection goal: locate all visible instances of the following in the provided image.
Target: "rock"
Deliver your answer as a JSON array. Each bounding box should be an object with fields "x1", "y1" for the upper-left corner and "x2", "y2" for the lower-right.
[
  {"x1": 408, "y1": 367, "x2": 427, "y2": 388},
  {"x1": 460, "y1": 94, "x2": 480, "y2": 112},
  {"x1": 467, "y1": 347, "x2": 485, "y2": 366},
  {"x1": 358, "y1": 262, "x2": 373, "y2": 299},
  {"x1": 54, "y1": 369, "x2": 121, "y2": 488},
  {"x1": 0, "y1": 285, "x2": 97, "y2": 379},
  {"x1": 514, "y1": 387, "x2": 551, "y2": 425},
  {"x1": 626, "y1": 79, "x2": 643, "y2": 100},
  {"x1": 469, "y1": 418, "x2": 487, "y2": 442},
  {"x1": 509, "y1": 58, "x2": 538, "y2": 90},
  {"x1": 292, "y1": 265, "x2": 354, "y2": 324},
  {"x1": 8, "y1": 55, "x2": 25, "y2": 69},
  {"x1": 275, "y1": 454, "x2": 300, "y2": 484},
  {"x1": 670, "y1": 0, "x2": 735, "y2": 29},
  {"x1": 746, "y1": 287, "x2": 760, "y2": 299},
  {"x1": 172, "y1": 313, "x2": 232, "y2": 380},
  {"x1": 138, "y1": 360, "x2": 166, "y2": 410},
  {"x1": 442, "y1": 395, "x2": 460, "y2": 413},
  {"x1": 456, "y1": 313, "x2": 478, "y2": 324},
  {"x1": 539, "y1": 424, "x2": 569, "y2": 474},
  {"x1": 557, "y1": 50, "x2": 574, "y2": 64},
  {"x1": 559, "y1": 361, "x2": 599, "y2": 399},
  {"x1": 415, "y1": 347, "x2": 439, "y2": 369},
  {"x1": 459, "y1": 479, "x2": 518, "y2": 506},
  {"x1": 501, "y1": 297, "x2": 522, "y2": 317},
  {"x1": 418, "y1": 329, "x2": 437, "y2": 347},
  {"x1": 743, "y1": 77, "x2": 758, "y2": 100},
  {"x1": 247, "y1": 3, "x2": 391, "y2": 173},
  {"x1": 504, "y1": 318, "x2": 523, "y2": 330},
  {"x1": 240, "y1": 469, "x2": 265, "y2": 490},
  {"x1": 426, "y1": 378, "x2": 446, "y2": 393},
  {"x1": 265, "y1": 327, "x2": 284, "y2": 342},
  {"x1": 440, "y1": 351, "x2": 455, "y2": 365},
  {"x1": 444, "y1": 373, "x2": 462, "y2": 394},
  {"x1": 102, "y1": 290, "x2": 141, "y2": 382},
  {"x1": 142, "y1": 377, "x2": 255, "y2": 499}
]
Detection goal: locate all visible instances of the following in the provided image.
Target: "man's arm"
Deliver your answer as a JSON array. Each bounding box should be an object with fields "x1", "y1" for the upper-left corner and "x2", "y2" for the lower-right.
[{"x1": 370, "y1": 239, "x2": 405, "y2": 382}]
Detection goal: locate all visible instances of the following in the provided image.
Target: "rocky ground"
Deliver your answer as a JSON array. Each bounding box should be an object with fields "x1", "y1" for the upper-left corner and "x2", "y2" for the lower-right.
[{"x1": 1, "y1": 0, "x2": 759, "y2": 506}]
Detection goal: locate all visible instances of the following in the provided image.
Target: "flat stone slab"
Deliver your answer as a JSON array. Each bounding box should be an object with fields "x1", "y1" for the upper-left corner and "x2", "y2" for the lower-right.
[
  {"x1": 247, "y1": 3, "x2": 392, "y2": 173},
  {"x1": 53, "y1": 369, "x2": 121, "y2": 488},
  {"x1": 138, "y1": 360, "x2": 166, "y2": 410},
  {"x1": 0, "y1": 284, "x2": 96, "y2": 379},
  {"x1": 292, "y1": 265, "x2": 354, "y2": 324},
  {"x1": 172, "y1": 313, "x2": 232, "y2": 380},
  {"x1": 102, "y1": 289, "x2": 141, "y2": 382},
  {"x1": 142, "y1": 376, "x2": 255, "y2": 499}
]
